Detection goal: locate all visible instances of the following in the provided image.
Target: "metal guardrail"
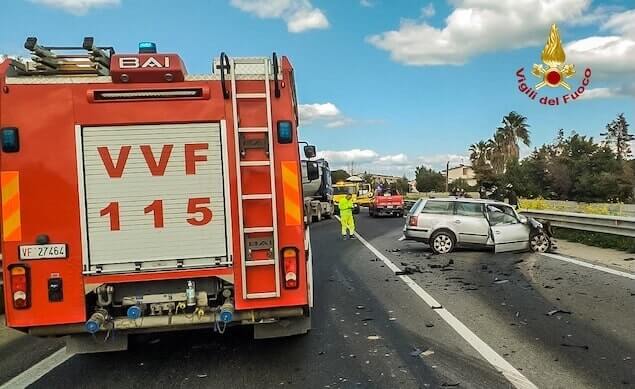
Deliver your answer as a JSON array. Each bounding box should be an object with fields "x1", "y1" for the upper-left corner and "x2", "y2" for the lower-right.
[{"x1": 520, "y1": 209, "x2": 635, "y2": 237}]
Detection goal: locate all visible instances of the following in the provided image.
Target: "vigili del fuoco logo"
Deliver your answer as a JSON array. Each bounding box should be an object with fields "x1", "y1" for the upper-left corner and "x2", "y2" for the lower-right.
[{"x1": 516, "y1": 24, "x2": 591, "y2": 106}]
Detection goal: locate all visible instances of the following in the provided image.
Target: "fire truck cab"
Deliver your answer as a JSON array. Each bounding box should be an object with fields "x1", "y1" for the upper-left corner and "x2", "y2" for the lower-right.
[{"x1": 0, "y1": 37, "x2": 317, "y2": 352}]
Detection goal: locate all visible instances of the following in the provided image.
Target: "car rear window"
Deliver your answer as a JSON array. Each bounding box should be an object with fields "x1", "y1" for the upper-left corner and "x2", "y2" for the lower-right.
[
  {"x1": 456, "y1": 202, "x2": 483, "y2": 217},
  {"x1": 420, "y1": 201, "x2": 453, "y2": 215}
]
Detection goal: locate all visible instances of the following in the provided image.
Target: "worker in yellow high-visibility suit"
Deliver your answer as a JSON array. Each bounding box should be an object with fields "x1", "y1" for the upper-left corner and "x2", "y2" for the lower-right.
[{"x1": 339, "y1": 194, "x2": 356, "y2": 240}]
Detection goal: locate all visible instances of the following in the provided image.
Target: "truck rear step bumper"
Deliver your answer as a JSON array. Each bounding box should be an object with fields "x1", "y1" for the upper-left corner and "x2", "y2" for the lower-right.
[{"x1": 28, "y1": 307, "x2": 305, "y2": 336}]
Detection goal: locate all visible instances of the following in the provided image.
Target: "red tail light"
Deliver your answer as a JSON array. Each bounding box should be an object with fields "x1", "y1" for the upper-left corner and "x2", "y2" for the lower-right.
[
  {"x1": 408, "y1": 216, "x2": 418, "y2": 226},
  {"x1": 9, "y1": 265, "x2": 30, "y2": 309},
  {"x1": 282, "y1": 248, "x2": 299, "y2": 289}
]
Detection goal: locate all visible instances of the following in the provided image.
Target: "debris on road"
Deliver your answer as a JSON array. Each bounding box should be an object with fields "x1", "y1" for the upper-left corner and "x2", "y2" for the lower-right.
[
  {"x1": 494, "y1": 279, "x2": 509, "y2": 284},
  {"x1": 553, "y1": 277, "x2": 563, "y2": 281},
  {"x1": 623, "y1": 258, "x2": 634, "y2": 262},
  {"x1": 410, "y1": 347, "x2": 422, "y2": 357},
  {"x1": 441, "y1": 383, "x2": 460, "y2": 387},
  {"x1": 481, "y1": 264, "x2": 488, "y2": 270},
  {"x1": 561, "y1": 343, "x2": 589, "y2": 350},
  {"x1": 547, "y1": 309, "x2": 572, "y2": 316},
  {"x1": 421, "y1": 349, "x2": 435, "y2": 357},
  {"x1": 197, "y1": 374, "x2": 208, "y2": 378},
  {"x1": 361, "y1": 318, "x2": 373, "y2": 322},
  {"x1": 429, "y1": 264, "x2": 442, "y2": 269},
  {"x1": 367, "y1": 335, "x2": 382, "y2": 340},
  {"x1": 356, "y1": 305, "x2": 365, "y2": 310},
  {"x1": 513, "y1": 259, "x2": 524, "y2": 264},
  {"x1": 148, "y1": 338, "x2": 161, "y2": 345}
]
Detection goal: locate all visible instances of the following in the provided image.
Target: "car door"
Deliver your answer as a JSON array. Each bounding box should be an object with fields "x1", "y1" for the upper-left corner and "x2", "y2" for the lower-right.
[
  {"x1": 486, "y1": 203, "x2": 530, "y2": 253},
  {"x1": 454, "y1": 201, "x2": 489, "y2": 244}
]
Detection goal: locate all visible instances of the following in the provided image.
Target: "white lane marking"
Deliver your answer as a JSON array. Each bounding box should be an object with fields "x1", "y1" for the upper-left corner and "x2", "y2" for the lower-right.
[
  {"x1": 541, "y1": 252, "x2": 635, "y2": 280},
  {"x1": 338, "y1": 217, "x2": 537, "y2": 389},
  {"x1": 0, "y1": 347, "x2": 74, "y2": 389}
]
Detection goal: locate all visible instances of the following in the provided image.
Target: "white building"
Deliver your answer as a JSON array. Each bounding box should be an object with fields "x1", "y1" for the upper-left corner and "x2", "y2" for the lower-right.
[{"x1": 442, "y1": 164, "x2": 477, "y2": 187}]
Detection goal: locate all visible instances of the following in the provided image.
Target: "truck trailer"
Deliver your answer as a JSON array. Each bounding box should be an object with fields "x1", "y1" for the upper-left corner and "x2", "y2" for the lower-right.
[{"x1": 0, "y1": 37, "x2": 317, "y2": 353}]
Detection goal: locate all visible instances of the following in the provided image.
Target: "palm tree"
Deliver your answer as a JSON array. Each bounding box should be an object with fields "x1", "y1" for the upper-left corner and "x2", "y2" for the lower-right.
[
  {"x1": 488, "y1": 132, "x2": 507, "y2": 175},
  {"x1": 496, "y1": 111, "x2": 531, "y2": 163},
  {"x1": 469, "y1": 141, "x2": 488, "y2": 163}
]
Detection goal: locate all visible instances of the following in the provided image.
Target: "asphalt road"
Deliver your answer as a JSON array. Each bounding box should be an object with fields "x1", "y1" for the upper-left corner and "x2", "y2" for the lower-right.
[{"x1": 1, "y1": 214, "x2": 634, "y2": 388}]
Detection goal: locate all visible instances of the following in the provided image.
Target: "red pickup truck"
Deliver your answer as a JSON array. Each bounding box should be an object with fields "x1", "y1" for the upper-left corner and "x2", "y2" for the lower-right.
[{"x1": 369, "y1": 190, "x2": 404, "y2": 217}]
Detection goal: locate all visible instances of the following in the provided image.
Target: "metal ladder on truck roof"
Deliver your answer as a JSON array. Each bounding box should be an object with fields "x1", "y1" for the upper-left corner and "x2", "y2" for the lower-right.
[{"x1": 226, "y1": 54, "x2": 281, "y2": 300}]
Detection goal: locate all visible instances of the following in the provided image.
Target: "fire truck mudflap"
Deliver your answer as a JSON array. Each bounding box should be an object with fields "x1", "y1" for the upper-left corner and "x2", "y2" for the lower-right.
[{"x1": 0, "y1": 38, "x2": 313, "y2": 352}]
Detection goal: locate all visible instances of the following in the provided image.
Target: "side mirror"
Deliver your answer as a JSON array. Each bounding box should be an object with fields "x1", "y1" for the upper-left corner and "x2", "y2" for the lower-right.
[
  {"x1": 518, "y1": 215, "x2": 528, "y2": 224},
  {"x1": 304, "y1": 145, "x2": 316, "y2": 159},
  {"x1": 306, "y1": 161, "x2": 319, "y2": 181}
]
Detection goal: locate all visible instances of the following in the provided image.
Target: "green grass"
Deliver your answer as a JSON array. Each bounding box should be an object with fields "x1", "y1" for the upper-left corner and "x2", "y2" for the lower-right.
[{"x1": 554, "y1": 228, "x2": 635, "y2": 253}]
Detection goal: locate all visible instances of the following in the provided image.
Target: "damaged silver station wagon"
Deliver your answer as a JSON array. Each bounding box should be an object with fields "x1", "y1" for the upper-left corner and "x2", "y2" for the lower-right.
[{"x1": 403, "y1": 198, "x2": 556, "y2": 255}]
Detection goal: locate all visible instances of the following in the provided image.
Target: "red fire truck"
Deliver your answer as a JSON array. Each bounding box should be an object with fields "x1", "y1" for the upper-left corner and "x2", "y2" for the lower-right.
[{"x1": 0, "y1": 38, "x2": 318, "y2": 352}]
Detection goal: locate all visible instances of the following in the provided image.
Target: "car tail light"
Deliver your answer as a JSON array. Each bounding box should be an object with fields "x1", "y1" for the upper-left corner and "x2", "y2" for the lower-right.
[
  {"x1": 282, "y1": 247, "x2": 299, "y2": 289},
  {"x1": 408, "y1": 216, "x2": 418, "y2": 226},
  {"x1": 9, "y1": 265, "x2": 30, "y2": 309}
]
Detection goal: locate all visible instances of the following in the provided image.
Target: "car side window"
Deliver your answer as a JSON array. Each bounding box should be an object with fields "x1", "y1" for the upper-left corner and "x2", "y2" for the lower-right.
[
  {"x1": 455, "y1": 202, "x2": 483, "y2": 217},
  {"x1": 420, "y1": 201, "x2": 453, "y2": 215},
  {"x1": 408, "y1": 199, "x2": 423, "y2": 215},
  {"x1": 486, "y1": 204, "x2": 519, "y2": 225}
]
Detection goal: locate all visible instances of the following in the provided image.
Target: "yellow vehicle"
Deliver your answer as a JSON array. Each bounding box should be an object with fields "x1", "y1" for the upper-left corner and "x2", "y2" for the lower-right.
[
  {"x1": 333, "y1": 182, "x2": 360, "y2": 214},
  {"x1": 356, "y1": 182, "x2": 373, "y2": 207},
  {"x1": 333, "y1": 179, "x2": 373, "y2": 213}
]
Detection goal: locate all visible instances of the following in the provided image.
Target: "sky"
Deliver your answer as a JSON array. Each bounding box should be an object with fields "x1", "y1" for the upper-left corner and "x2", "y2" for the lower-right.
[{"x1": 1, "y1": 0, "x2": 634, "y2": 178}]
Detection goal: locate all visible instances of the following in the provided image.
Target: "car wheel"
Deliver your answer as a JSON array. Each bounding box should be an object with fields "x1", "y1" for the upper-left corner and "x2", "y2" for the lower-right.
[
  {"x1": 529, "y1": 232, "x2": 551, "y2": 253},
  {"x1": 430, "y1": 230, "x2": 456, "y2": 254}
]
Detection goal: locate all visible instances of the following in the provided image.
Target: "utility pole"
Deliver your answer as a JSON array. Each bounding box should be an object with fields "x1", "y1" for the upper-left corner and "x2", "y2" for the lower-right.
[{"x1": 445, "y1": 161, "x2": 449, "y2": 192}]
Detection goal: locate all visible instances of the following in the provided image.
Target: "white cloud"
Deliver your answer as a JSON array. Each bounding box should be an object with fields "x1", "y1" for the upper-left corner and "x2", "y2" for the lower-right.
[
  {"x1": 28, "y1": 0, "x2": 119, "y2": 15},
  {"x1": 317, "y1": 149, "x2": 379, "y2": 163},
  {"x1": 421, "y1": 3, "x2": 435, "y2": 18},
  {"x1": 316, "y1": 149, "x2": 414, "y2": 177},
  {"x1": 299, "y1": 102, "x2": 379, "y2": 129},
  {"x1": 417, "y1": 154, "x2": 469, "y2": 170},
  {"x1": 577, "y1": 83, "x2": 635, "y2": 100},
  {"x1": 360, "y1": 0, "x2": 373, "y2": 8},
  {"x1": 230, "y1": 0, "x2": 329, "y2": 33},
  {"x1": 299, "y1": 103, "x2": 340, "y2": 122},
  {"x1": 367, "y1": 0, "x2": 591, "y2": 66},
  {"x1": 602, "y1": 9, "x2": 635, "y2": 37},
  {"x1": 378, "y1": 153, "x2": 409, "y2": 164},
  {"x1": 566, "y1": 9, "x2": 635, "y2": 77},
  {"x1": 578, "y1": 87, "x2": 618, "y2": 100}
]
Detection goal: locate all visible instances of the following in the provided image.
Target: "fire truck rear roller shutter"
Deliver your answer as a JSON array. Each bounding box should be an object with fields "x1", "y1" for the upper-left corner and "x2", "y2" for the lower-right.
[{"x1": 80, "y1": 123, "x2": 231, "y2": 274}]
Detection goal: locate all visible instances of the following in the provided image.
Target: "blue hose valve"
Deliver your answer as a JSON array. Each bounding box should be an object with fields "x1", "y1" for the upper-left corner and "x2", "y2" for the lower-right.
[
  {"x1": 127, "y1": 305, "x2": 142, "y2": 320},
  {"x1": 220, "y1": 309, "x2": 233, "y2": 323},
  {"x1": 85, "y1": 319, "x2": 100, "y2": 334}
]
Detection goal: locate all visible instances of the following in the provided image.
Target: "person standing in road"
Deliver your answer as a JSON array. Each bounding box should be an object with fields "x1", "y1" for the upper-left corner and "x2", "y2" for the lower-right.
[
  {"x1": 506, "y1": 184, "x2": 518, "y2": 209},
  {"x1": 339, "y1": 193, "x2": 356, "y2": 240}
]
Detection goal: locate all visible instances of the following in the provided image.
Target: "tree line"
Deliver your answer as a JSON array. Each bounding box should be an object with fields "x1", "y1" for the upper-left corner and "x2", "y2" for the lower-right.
[{"x1": 462, "y1": 112, "x2": 634, "y2": 203}]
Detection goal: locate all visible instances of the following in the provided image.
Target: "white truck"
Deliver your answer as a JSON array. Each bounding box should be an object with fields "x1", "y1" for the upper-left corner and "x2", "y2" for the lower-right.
[{"x1": 302, "y1": 158, "x2": 334, "y2": 223}]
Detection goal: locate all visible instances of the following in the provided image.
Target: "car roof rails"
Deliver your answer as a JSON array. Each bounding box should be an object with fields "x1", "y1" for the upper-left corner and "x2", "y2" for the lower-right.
[{"x1": 14, "y1": 36, "x2": 114, "y2": 76}]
